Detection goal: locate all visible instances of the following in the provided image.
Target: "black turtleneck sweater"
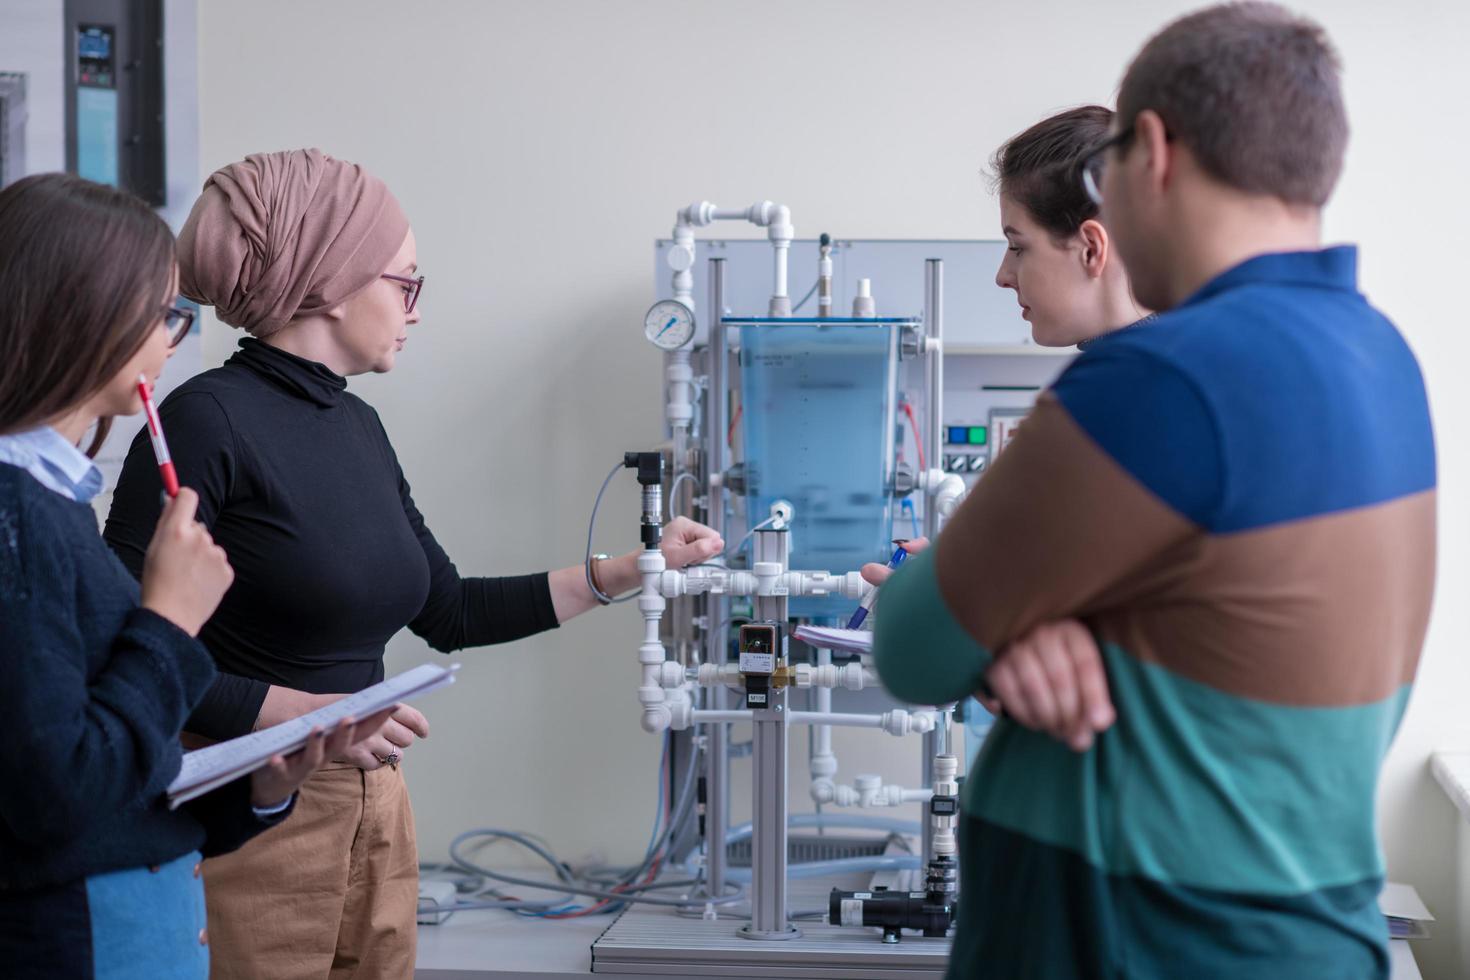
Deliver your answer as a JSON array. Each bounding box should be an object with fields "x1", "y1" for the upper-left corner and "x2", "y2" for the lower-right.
[{"x1": 104, "y1": 339, "x2": 559, "y2": 740}]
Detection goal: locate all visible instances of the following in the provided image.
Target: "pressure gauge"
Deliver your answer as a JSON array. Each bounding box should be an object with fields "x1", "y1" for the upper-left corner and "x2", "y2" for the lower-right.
[{"x1": 644, "y1": 300, "x2": 696, "y2": 350}]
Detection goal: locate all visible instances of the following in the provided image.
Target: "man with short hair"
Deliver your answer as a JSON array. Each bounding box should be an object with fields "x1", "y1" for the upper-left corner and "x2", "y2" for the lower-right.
[{"x1": 871, "y1": 4, "x2": 1436, "y2": 977}]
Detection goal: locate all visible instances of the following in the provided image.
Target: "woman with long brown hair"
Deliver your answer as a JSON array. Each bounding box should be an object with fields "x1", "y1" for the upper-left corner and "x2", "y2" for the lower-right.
[{"x1": 0, "y1": 173, "x2": 386, "y2": 979}]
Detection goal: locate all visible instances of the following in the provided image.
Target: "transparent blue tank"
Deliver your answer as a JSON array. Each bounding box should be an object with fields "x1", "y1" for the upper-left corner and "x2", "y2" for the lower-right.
[{"x1": 731, "y1": 317, "x2": 911, "y2": 618}]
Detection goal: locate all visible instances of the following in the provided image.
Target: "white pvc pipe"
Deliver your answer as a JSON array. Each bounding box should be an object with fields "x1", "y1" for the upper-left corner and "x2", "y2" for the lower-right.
[
  {"x1": 766, "y1": 205, "x2": 792, "y2": 316},
  {"x1": 637, "y1": 549, "x2": 670, "y2": 733},
  {"x1": 668, "y1": 200, "x2": 793, "y2": 321},
  {"x1": 670, "y1": 220, "x2": 696, "y2": 312},
  {"x1": 918, "y1": 467, "x2": 968, "y2": 529},
  {"x1": 788, "y1": 711, "x2": 884, "y2": 729},
  {"x1": 811, "y1": 778, "x2": 935, "y2": 807},
  {"x1": 814, "y1": 650, "x2": 833, "y2": 761},
  {"x1": 693, "y1": 709, "x2": 755, "y2": 724},
  {"x1": 784, "y1": 569, "x2": 865, "y2": 600},
  {"x1": 809, "y1": 648, "x2": 836, "y2": 805},
  {"x1": 789, "y1": 710, "x2": 937, "y2": 734},
  {"x1": 666, "y1": 349, "x2": 694, "y2": 434},
  {"x1": 659, "y1": 567, "x2": 865, "y2": 600},
  {"x1": 930, "y1": 754, "x2": 960, "y2": 857}
]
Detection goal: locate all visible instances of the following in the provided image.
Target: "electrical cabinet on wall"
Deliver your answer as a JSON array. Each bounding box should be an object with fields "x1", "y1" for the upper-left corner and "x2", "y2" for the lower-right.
[{"x1": 64, "y1": 0, "x2": 164, "y2": 205}]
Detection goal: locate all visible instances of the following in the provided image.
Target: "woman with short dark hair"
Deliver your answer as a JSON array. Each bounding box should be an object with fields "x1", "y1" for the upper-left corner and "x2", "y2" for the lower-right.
[
  {"x1": 908, "y1": 108, "x2": 1154, "y2": 766},
  {"x1": 991, "y1": 105, "x2": 1151, "y2": 348}
]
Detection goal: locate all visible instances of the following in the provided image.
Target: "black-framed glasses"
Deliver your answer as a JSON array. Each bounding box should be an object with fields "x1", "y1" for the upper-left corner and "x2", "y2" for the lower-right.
[
  {"x1": 381, "y1": 273, "x2": 425, "y2": 315},
  {"x1": 1080, "y1": 125, "x2": 1135, "y2": 207},
  {"x1": 163, "y1": 304, "x2": 194, "y2": 348}
]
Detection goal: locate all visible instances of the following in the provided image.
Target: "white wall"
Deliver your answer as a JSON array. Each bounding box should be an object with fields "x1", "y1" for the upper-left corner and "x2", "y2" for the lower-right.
[{"x1": 192, "y1": 1, "x2": 1470, "y2": 976}]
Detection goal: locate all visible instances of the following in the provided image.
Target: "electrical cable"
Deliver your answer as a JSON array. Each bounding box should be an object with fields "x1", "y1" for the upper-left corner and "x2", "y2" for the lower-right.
[
  {"x1": 584, "y1": 459, "x2": 639, "y2": 604},
  {"x1": 520, "y1": 733, "x2": 673, "y2": 918},
  {"x1": 425, "y1": 734, "x2": 680, "y2": 919},
  {"x1": 790, "y1": 277, "x2": 822, "y2": 314},
  {"x1": 667, "y1": 471, "x2": 699, "y2": 522},
  {"x1": 725, "y1": 513, "x2": 779, "y2": 560},
  {"x1": 452, "y1": 835, "x2": 740, "y2": 916},
  {"x1": 901, "y1": 401, "x2": 926, "y2": 473},
  {"x1": 543, "y1": 732, "x2": 676, "y2": 918},
  {"x1": 442, "y1": 729, "x2": 743, "y2": 916}
]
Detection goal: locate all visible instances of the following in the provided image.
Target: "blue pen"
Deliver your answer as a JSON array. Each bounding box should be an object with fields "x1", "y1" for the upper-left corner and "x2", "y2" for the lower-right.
[{"x1": 847, "y1": 541, "x2": 908, "y2": 630}]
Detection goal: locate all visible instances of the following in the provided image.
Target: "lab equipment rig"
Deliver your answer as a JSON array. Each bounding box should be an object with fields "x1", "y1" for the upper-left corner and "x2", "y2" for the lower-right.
[{"x1": 580, "y1": 201, "x2": 1074, "y2": 977}]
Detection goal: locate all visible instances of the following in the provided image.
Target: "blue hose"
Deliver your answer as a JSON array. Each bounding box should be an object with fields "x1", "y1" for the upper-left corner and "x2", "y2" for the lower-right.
[
  {"x1": 689, "y1": 854, "x2": 922, "y2": 883},
  {"x1": 723, "y1": 813, "x2": 921, "y2": 844},
  {"x1": 686, "y1": 813, "x2": 924, "y2": 882}
]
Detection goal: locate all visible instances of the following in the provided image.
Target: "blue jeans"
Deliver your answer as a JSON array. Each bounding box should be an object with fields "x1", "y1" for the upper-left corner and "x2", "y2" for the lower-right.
[
  {"x1": 0, "y1": 850, "x2": 208, "y2": 979},
  {"x1": 87, "y1": 849, "x2": 209, "y2": 979}
]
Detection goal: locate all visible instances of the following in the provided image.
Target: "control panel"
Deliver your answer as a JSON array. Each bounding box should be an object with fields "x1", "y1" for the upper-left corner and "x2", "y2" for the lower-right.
[{"x1": 940, "y1": 351, "x2": 1074, "y2": 483}]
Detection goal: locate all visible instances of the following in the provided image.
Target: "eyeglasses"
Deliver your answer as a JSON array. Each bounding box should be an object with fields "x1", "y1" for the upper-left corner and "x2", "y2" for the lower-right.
[
  {"x1": 1080, "y1": 125, "x2": 1135, "y2": 207},
  {"x1": 163, "y1": 304, "x2": 195, "y2": 348},
  {"x1": 381, "y1": 273, "x2": 425, "y2": 315}
]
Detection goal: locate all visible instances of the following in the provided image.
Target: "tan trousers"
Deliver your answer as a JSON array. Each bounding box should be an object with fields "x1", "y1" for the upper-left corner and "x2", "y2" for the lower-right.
[{"x1": 202, "y1": 760, "x2": 418, "y2": 980}]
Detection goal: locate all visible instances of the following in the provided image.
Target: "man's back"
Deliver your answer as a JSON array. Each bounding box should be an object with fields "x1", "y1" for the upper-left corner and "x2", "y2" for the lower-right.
[{"x1": 875, "y1": 247, "x2": 1435, "y2": 978}]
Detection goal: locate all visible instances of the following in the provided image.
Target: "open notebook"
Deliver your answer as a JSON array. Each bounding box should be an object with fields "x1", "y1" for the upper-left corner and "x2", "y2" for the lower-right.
[
  {"x1": 166, "y1": 663, "x2": 459, "y2": 808},
  {"x1": 792, "y1": 625, "x2": 873, "y2": 655}
]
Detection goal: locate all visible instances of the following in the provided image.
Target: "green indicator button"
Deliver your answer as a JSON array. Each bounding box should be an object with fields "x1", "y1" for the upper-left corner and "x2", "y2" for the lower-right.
[{"x1": 968, "y1": 426, "x2": 988, "y2": 446}]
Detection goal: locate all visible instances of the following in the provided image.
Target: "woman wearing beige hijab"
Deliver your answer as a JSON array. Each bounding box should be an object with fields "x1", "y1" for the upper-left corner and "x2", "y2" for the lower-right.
[{"x1": 103, "y1": 148, "x2": 723, "y2": 979}]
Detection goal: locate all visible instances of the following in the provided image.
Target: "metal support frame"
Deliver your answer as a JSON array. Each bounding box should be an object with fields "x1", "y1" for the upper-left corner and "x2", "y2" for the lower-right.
[
  {"x1": 739, "y1": 527, "x2": 800, "y2": 941},
  {"x1": 703, "y1": 258, "x2": 730, "y2": 902},
  {"x1": 919, "y1": 259, "x2": 944, "y2": 866}
]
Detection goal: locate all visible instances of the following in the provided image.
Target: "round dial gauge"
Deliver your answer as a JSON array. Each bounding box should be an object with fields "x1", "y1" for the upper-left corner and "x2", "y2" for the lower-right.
[{"x1": 644, "y1": 300, "x2": 696, "y2": 350}]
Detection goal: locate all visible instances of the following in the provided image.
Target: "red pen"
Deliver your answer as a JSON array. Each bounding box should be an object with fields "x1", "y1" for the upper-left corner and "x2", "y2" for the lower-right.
[{"x1": 137, "y1": 374, "x2": 179, "y2": 498}]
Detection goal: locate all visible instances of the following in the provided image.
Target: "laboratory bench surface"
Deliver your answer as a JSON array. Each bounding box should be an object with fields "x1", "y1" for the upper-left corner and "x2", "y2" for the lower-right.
[
  {"x1": 415, "y1": 907, "x2": 606, "y2": 980},
  {"x1": 415, "y1": 908, "x2": 1423, "y2": 979}
]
